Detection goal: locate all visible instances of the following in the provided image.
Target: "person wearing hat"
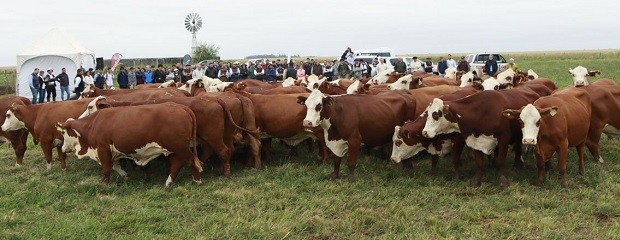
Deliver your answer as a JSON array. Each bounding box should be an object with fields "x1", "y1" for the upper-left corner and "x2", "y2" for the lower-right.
[
  {"x1": 394, "y1": 58, "x2": 407, "y2": 73},
  {"x1": 181, "y1": 64, "x2": 193, "y2": 83},
  {"x1": 410, "y1": 57, "x2": 424, "y2": 72},
  {"x1": 505, "y1": 58, "x2": 518, "y2": 71},
  {"x1": 44, "y1": 68, "x2": 58, "y2": 102}
]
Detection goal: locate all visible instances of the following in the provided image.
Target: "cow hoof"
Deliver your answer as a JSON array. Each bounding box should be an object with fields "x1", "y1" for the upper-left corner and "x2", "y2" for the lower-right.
[
  {"x1": 597, "y1": 157, "x2": 605, "y2": 164},
  {"x1": 61, "y1": 168, "x2": 67, "y2": 172},
  {"x1": 470, "y1": 181, "x2": 481, "y2": 188},
  {"x1": 329, "y1": 173, "x2": 338, "y2": 181},
  {"x1": 46, "y1": 164, "x2": 52, "y2": 171},
  {"x1": 14, "y1": 163, "x2": 21, "y2": 168},
  {"x1": 500, "y1": 176, "x2": 509, "y2": 189},
  {"x1": 348, "y1": 175, "x2": 357, "y2": 183},
  {"x1": 194, "y1": 180, "x2": 202, "y2": 185}
]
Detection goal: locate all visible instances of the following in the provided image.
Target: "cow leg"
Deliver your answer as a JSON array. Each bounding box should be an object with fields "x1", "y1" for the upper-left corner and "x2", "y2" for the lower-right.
[
  {"x1": 512, "y1": 142, "x2": 524, "y2": 170},
  {"x1": 112, "y1": 159, "x2": 129, "y2": 180},
  {"x1": 165, "y1": 156, "x2": 184, "y2": 188},
  {"x1": 534, "y1": 152, "x2": 546, "y2": 186},
  {"x1": 41, "y1": 142, "x2": 54, "y2": 171},
  {"x1": 245, "y1": 133, "x2": 262, "y2": 169},
  {"x1": 558, "y1": 141, "x2": 570, "y2": 189},
  {"x1": 496, "y1": 143, "x2": 510, "y2": 189},
  {"x1": 451, "y1": 137, "x2": 465, "y2": 181},
  {"x1": 184, "y1": 153, "x2": 202, "y2": 185},
  {"x1": 56, "y1": 146, "x2": 67, "y2": 170},
  {"x1": 261, "y1": 138, "x2": 273, "y2": 163},
  {"x1": 98, "y1": 148, "x2": 113, "y2": 184},
  {"x1": 330, "y1": 157, "x2": 342, "y2": 181},
  {"x1": 577, "y1": 143, "x2": 586, "y2": 175},
  {"x1": 430, "y1": 155, "x2": 439, "y2": 175},
  {"x1": 471, "y1": 150, "x2": 484, "y2": 188},
  {"x1": 346, "y1": 137, "x2": 362, "y2": 183},
  {"x1": 9, "y1": 130, "x2": 28, "y2": 166},
  {"x1": 586, "y1": 124, "x2": 604, "y2": 163},
  {"x1": 305, "y1": 138, "x2": 314, "y2": 153}
]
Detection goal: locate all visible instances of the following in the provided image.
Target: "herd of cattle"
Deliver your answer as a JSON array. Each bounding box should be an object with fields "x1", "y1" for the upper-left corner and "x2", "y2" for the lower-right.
[{"x1": 0, "y1": 66, "x2": 618, "y2": 188}]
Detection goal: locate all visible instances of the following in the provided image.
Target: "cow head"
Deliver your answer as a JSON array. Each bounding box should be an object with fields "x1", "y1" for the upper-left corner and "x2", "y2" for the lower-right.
[
  {"x1": 2, "y1": 104, "x2": 27, "y2": 131},
  {"x1": 569, "y1": 66, "x2": 600, "y2": 87},
  {"x1": 527, "y1": 69, "x2": 539, "y2": 80},
  {"x1": 391, "y1": 125, "x2": 425, "y2": 163},
  {"x1": 388, "y1": 75, "x2": 418, "y2": 90},
  {"x1": 58, "y1": 119, "x2": 80, "y2": 153},
  {"x1": 459, "y1": 70, "x2": 478, "y2": 87},
  {"x1": 208, "y1": 82, "x2": 233, "y2": 93},
  {"x1": 422, "y1": 98, "x2": 460, "y2": 138},
  {"x1": 79, "y1": 96, "x2": 109, "y2": 119},
  {"x1": 370, "y1": 69, "x2": 395, "y2": 85},
  {"x1": 178, "y1": 78, "x2": 203, "y2": 95},
  {"x1": 158, "y1": 80, "x2": 176, "y2": 88},
  {"x1": 502, "y1": 104, "x2": 558, "y2": 145},
  {"x1": 297, "y1": 90, "x2": 333, "y2": 128},
  {"x1": 480, "y1": 77, "x2": 502, "y2": 91},
  {"x1": 80, "y1": 84, "x2": 96, "y2": 99},
  {"x1": 282, "y1": 77, "x2": 296, "y2": 87},
  {"x1": 346, "y1": 80, "x2": 362, "y2": 94},
  {"x1": 445, "y1": 68, "x2": 458, "y2": 80},
  {"x1": 496, "y1": 68, "x2": 515, "y2": 85}
]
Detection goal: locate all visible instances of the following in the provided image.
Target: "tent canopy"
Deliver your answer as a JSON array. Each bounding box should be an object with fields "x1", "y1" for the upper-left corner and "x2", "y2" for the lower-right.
[{"x1": 16, "y1": 28, "x2": 95, "y2": 99}]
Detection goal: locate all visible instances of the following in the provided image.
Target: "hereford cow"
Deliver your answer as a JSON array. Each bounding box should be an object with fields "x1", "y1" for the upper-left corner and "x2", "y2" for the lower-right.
[
  {"x1": 297, "y1": 90, "x2": 417, "y2": 182},
  {"x1": 81, "y1": 84, "x2": 191, "y2": 98},
  {"x1": 0, "y1": 97, "x2": 31, "y2": 166},
  {"x1": 578, "y1": 83, "x2": 620, "y2": 163},
  {"x1": 58, "y1": 103, "x2": 203, "y2": 187},
  {"x1": 135, "y1": 80, "x2": 178, "y2": 89},
  {"x1": 502, "y1": 88, "x2": 591, "y2": 188},
  {"x1": 420, "y1": 83, "x2": 554, "y2": 188},
  {"x1": 569, "y1": 66, "x2": 601, "y2": 87},
  {"x1": 2, "y1": 98, "x2": 95, "y2": 170}
]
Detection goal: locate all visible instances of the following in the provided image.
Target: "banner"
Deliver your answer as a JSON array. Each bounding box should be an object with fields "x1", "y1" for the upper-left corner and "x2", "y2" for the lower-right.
[
  {"x1": 182, "y1": 54, "x2": 192, "y2": 65},
  {"x1": 110, "y1": 53, "x2": 123, "y2": 71}
]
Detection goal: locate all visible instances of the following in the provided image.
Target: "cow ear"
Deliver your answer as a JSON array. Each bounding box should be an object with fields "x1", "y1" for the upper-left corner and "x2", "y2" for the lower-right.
[
  {"x1": 55, "y1": 122, "x2": 65, "y2": 132},
  {"x1": 296, "y1": 96, "x2": 307, "y2": 105},
  {"x1": 363, "y1": 84, "x2": 371, "y2": 91},
  {"x1": 96, "y1": 100, "x2": 111, "y2": 109},
  {"x1": 502, "y1": 109, "x2": 520, "y2": 119},
  {"x1": 587, "y1": 70, "x2": 601, "y2": 77},
  {"x1": 324, "y1": 96, "x2": 335, "y2": 105},
  {"x1": 540, "y1": 106, "x2": 558, "y2": 117}
]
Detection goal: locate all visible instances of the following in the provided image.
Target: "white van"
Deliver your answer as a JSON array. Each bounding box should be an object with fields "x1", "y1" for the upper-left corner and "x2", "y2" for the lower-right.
[{"x1": 354, "y1": 48, "x2": 395, "y2": 58}]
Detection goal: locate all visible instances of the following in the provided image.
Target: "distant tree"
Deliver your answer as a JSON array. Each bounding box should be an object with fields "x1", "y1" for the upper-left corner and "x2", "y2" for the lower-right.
[{"x1": 193, "y1": 42, "x2": 220, "y2": 62}]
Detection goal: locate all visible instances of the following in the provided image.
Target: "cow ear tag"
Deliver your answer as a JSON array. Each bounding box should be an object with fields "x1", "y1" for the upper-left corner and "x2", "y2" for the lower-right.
[{"x1": 549, "y1": 108, "x2": 557, "y2": 117}]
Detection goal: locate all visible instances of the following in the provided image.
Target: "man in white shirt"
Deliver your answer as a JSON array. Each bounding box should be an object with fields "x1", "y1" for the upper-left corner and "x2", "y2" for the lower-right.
[
  {"x1": 192, "y1": 64, "x2": 205, "y2": 79},
  {"x1": 446, "y1": 54, "x2": 457, "y2": 69},
  {"x1": 410, "y1": 57, "x2": 424, "y2": 72},
  {"x1": 105, "y1": 69, "x2": 114, "y2": 89}
]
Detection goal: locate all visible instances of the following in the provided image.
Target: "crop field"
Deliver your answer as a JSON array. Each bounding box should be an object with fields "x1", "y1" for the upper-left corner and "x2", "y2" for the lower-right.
[{"x1": 0, "y1": 51, "x2": 619, "y2": 239}]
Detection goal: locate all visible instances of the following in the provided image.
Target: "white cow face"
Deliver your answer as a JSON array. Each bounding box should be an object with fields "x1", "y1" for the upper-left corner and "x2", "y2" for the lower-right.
[
  {"x1": 391, "y1": 126, "x2": 424, "y2": 163},
  {"x1": 282, "y1": 77, "x2": 296, "y2": 87},
  {"x1": 79, "y1": 96, "x2": 106, "y2": 119},
  {"x1": 208, "y1": 82, "x2": 233, "y2": 92},
  {"x1": 445, "y1": 68, "x2": 457, "y2": 80},
  {"x1": 422, "y1": 98, "x2": 460, "y2": 138},
  {"x1": 79, "y1": 84, "x2": 95, "y2": 99},
  {"x1": 569, "y1": 66, "x2": 594, "y2": 87},
  {"x1": 481, "y1": 77, "x2": 501, "y2": 91},
  {"x1": 346, "y1": 80, "x2": 361, "y2": 94},
  {"x1": 57, "y1": 120, "x2": 80, "y2": 153},
  {"x1": 371, "y1": 69, "x2": 394, "y2": 85},
  {"x1": 388, "y1": 75, "x2": 414, "y2": 91},
  {"x1": 496, "y1": 68, "x2": 515, "y2": 84},
  {"x1": 502, "y1": 104, "x2": 557, "y2": 145},
  {"x1": 178, "y1": 79, "x2": 198, "y2": 93},
  {"x1": 158, "y1": 80, "x2": 176, "y2": 88},
  {"x1": 459, "y1": 71, "x2": 476, "y2": 87},
  {"x1": 2, "y1": 109, "x2": 26, "y2": 131},
  {"x1": 527, "y1": 69, "x2": 539, "y2": 80},
  {"x1": 298, "y1": 90, "x2": 330, "y2": 128}
]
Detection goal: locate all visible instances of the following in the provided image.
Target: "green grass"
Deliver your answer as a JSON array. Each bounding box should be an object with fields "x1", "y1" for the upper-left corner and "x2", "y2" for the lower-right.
[{"x1": 1, "y1": 51, "x2": 620, "y2": 239}]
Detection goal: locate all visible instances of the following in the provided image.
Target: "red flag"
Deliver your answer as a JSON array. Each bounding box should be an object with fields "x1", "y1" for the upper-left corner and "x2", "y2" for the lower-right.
[{"x1": 110, "y1": 53, "x2": 123, "y2": 71}]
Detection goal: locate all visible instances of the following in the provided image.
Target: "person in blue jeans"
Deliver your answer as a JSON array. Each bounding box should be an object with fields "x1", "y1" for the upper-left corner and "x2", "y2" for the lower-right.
[
  {"x1": 37, "y1": 70, "x2": 46, "y2": 104},
  {"x1": 28, "y1": 68, "x2": 40, "y2": 104},
  {"x1": 57, "y1": 68, "x2": 71, "y2": 100}
]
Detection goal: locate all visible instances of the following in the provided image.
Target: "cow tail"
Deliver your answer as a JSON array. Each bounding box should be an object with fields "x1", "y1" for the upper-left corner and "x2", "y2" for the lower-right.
[
  {"x1": 216, "y1": 98, "x2": 260, "y2": 139},
  {"x1": 187, "y1": 106, "x2": 203, "y2": 173}
]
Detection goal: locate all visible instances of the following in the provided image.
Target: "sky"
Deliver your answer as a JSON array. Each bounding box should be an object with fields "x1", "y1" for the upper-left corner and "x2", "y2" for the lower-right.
[{"x1": 1, "y1": 0, "x2": 619, "y2": 66}]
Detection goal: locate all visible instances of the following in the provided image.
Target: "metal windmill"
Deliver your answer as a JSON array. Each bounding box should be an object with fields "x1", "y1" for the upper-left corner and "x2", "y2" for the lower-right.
[{"x1": 185, "y1": 13, "x2": 203, "y2": 55}]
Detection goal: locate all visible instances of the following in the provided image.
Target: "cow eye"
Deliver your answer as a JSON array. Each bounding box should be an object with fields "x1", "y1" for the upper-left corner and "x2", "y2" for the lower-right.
[
  {"x1": 536, "y1": 120, "x2": 541, "y2": 127},
  {"x1": 401, "y1": 80, "x2": 406, "y2": 84},
  {"x1": 5, "y1": 114, "x2": 9, "y2": 118},
  {"x1": 88, "y1": 106, "x2": 93, "y2": 109},
  {"x1": 315, "y1": 103, "x2": 322, "y2": 112},
  {"x1": 395, "y1": 140, "x2": 402, "y2": 147},
  {"x1": 518, "y1": 119, "x2": 524, "y2": 128}
]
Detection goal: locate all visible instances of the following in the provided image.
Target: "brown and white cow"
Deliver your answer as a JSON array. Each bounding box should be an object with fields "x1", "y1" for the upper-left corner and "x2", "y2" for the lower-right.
[
  {"x1": 569, "y1": 66, "x2": 601, "y2": 87},
  {"x1": 58, "y1": 103, "x2": 202, "y2": 187},
  {"x1": 420, "y1": 83, "x2": 555, "y2": 188},
  {"x1": 2, "y1": 98, "x2": 95, "y2": 170},
  {"x1": 81, "y1": 84, "x2": 191, "y2": 99},
  {"x1": 0, "y1": 97, "x2": 31, "y2": 166},
  {"x1": 135, "y1": 80, "x2": 179, "y2": 89},
  {"x1": 297, "y1": 90, "x2": 417, "y2": 182},
  {"x1": 578, "y1": 82, "x2": 620, "y2": 163},
  {"x1": 502, "y1": 88, "x2": 591, "y2": 188}
]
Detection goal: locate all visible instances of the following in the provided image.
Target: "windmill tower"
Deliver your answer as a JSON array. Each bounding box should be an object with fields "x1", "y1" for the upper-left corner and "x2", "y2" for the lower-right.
[{"x1": 185, "y1": 13, "x2": 203, "y2": 55}]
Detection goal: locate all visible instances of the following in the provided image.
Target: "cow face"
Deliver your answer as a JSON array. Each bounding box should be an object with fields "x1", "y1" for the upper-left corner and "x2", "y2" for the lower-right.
[
  {"x1": 422, "y1": 98, "x2": 460, "y2": 138},
  {"x1": 391, "y1": 126, "x2": 424, "y2": 163},
  {"x1": 298, "y1": 90, "x2": 332, "y2": 128},
  {"x1": 79, "y1": 96, "x2": 108, "y2": 119},
  {"x1": 481, "y1": 77, "x2": 501, "y2": 91},
  {"x1": 80, "y1": 84, "x2": 95, "y2": 99},
  {"x1": 459, "y1": 70, "x2": 478, "y2": 87},
  {"x1": 445, "y1": 68, "x2": 457, "y2": 80},
  {"x1": 178, "y1": 79, "x2": 200, "y2": 94},
  {"x1": 388, "y1": 75, "x2": 415, "y2": 90},
  {"x1": 158, "y1": 80, "x2": 176, "y2": 88},
  {"x1": 208, "y1": 82, "x2": 233, "y2": 92},
  {"x1": 370, "y1": 69, "x2": 394, "y2": 85},
  {"x1": 2, "y1": 108, "x2": 26, "y2": 131},
  {"x1": 56, "y1": 119, "x2": 76, "y2": 152},
  {"x1": 527, "y1": 69, "x2": 539, "y2": 80},
  {"x1": 496, "y1": 68, "x2": 515, "y2": 84},
  {"x1": 282, "y1": 77, "x2": 296, "y2": 87},
  {"x1": 502, "y1": 104, "x2": 557, "y2": 145},
  {"x1": 569, "y1": 66, "x2": 600, "y2": 87},
  {"x1": 346, "y1": 80, "x2": 361, "y2": 94}
]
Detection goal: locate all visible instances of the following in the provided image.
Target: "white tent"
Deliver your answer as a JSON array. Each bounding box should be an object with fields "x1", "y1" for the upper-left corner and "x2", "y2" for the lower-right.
[{"x1": 16, "y1": 28, "x2": 95, "y2": 100}]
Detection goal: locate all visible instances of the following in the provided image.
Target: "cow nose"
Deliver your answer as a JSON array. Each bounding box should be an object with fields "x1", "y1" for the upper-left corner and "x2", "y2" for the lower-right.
[
  {"x1": 523, "y1": 138, "x2": 537, "y2": 145},
  {"x1": 390, "y1": 157, "x2": 399, "y2": 164},
  {"x1": 575, "y1": 82, "x2": 585, "y2": 87},
  {"x1": 422, "y1": 131, "x2": 429, "y2": 138},
  {"x1": 303, "y1": 120, "x2": 313, "y2": 127}
]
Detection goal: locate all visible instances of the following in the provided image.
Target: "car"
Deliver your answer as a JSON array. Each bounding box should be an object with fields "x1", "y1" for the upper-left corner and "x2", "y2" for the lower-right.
[
  {"x1": 197, "y1": 59, "x2": 217, "y2": 66},
  {"x1": 465, "y1": 53, "x2": 508, "y2": 75}
]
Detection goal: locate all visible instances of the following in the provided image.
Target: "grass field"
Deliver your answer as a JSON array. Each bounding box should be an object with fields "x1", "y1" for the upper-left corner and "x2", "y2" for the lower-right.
[{"x1": 1, "y1": 51, "x2": 619, "y2": 239}]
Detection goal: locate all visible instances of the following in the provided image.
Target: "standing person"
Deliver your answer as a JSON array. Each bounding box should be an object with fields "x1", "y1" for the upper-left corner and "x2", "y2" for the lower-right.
[
  {"x1": 437, "y1": 57, "x2": 448, "y2": 77},
  {"x1": 340, "y1": 47, "x2": 352, "y2": 61},
  {"x1": 135, "y1": 68, "x2": 145, "y2": 85},
  {"x1": 205, "y1": 63, "x2": 218, "y2": 79},
  {"x1": 44, "y1": 68, "x2": 58, "y2": 102},
  {"x1": 181, "y1": 64, "x2": 193, "y2": 83},
  {"x1": 154, "y1": 64, "x2": 166, "y2": 83},
  {"x1": 218, "y1": 65, "x2": 229, "y2": 82},
  {"x1": 192, "y1": 64, "x2": 203, "y2": 79},
  {"x1": 72, "y1": 69, "x2": 85, "y2": 100},
  {"x1": 337, "y1": 59, "x2": 351, "y2": 78},
  {"x1": 376, "y1": 58, "x2": 388, "y2": 73},
  {"x1": 276, "y1": 65, "x2": 285, "y2": 81},
  {"x1": 505, "y1": 58, "x2": 518, "y2": 71},
  {"x1": 323, "y1": 63, "x2": 334, "y2": 81},
  {"x1": 94, "y1": 69, "x2": 106, "y2": 89},
  {"x1": 424, "y1": 57, "x2": 434, "y2": 73},
  {"x1": 57, "y1": 68, "x2": 70, "y2": 100},
  {"x1": 410, "y1": 57, "x2": 424, "y2": 72},
  {"x1": 83, "y1": 70, "x2": 94, "y2": 85},
  {"x1": 446, "y1": 54, "x2": 457, "y2": 69},
  {"x1": 332, "y1": 60, "x2": 339, "y2": 79},
  {"x1": 127, "y1": 67, "x2": 137, "y2": 89},
  {"x1": 144, "y1": 65, "x2": 154, "y2": 84},
  {"x1": 457, "y1": 56, "x2": 469, "y2": 72},
  {"x1": 351, "y1": 60, "x2": 365, "y2": 79},
  {"x1": 393, "y1": 58, "x2": 407, "y2": 73},
  {"x1": 240, "y1": 64, "x2": 249, "y2": 79},
  {"x1": 285, "y1": 63, "x2": 296, "y2": 80},
  {"x1": 105, "y1": 68, "x2": 114, "y2": 89},
  {"x1": 254, "y1": 64, "x2": 264, "y2": 81},
  {"x1": 229, "y1": 62, "x2": 241, "y2": 82},
  {"x1": 296, "y1": 64, "x2": 306, "y2": 81},
  {"x1": 364, "y1": 61, "x2": 372, "y2": 78},
  {"x1": 264, "y1": 64, "x2": 277, "y2": 82},
  {"x1": 247, "y1": 63, "x2": 256, "y2": 79},
  {"x1": 485, "y1": 54, "x2": 499, "y2": 76},
  {"x1": 346, "y1": 53, "x2": 355, "y2": 66},
  {"x1": 28, "y1": 68, "x2": 40, "y2": 104},
  {"x1": 303, "y1": 61, "x2": 312, "y2": 78},
  {"x1": 37, "y1": 70, "x2": 46, "y2": 103},
  {"x1": 117, "y1": 67, "x2": 129, "y2": 89},
  {"x1": 312, "y1": 62, "x2": 323, "y2": 77}
]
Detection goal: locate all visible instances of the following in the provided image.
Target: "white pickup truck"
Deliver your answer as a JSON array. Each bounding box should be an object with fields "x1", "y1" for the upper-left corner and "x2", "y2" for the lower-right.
[{"x1": 465, "y1": 53, "x2": 508, "y2": 75}]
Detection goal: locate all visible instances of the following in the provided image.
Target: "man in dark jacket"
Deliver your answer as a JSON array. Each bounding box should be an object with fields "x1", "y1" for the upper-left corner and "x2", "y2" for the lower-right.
[
  {"x1": 485, "y1": 55, "x2": 499, "y2": 76},
  {"x1": 153, "y1": 64, "x2": 166, "y2": 83},
  {"x1": 57, "y1": 68, "x2": 70, "y2": 100},
  {"x1": 117, "y1": 67, "x2": 129, "y2": 89},
  {"x1": 94, "y1": 70, "x2": 106, "y2": 89},
  {"x1": 437, "y1": 57, "x2": 448, "y2": 77},
  {"x1": 205, "y1": 63, "x2": 218, "y2": 79},
  {"x1": 393, "y1": 58, "x2": 407, "y2": 73},
  {"x1": 457, "y1": 56, "x2": 469, "y2": 72},
  {"x1": 264, "y1": 64, "x2": 277, "y2": 82},
  {"x1": 303, "y1": 62, "x2": 313, "y2": 77},
  {"x1": 285, "y1": 63, "x2": 296, "y2": 79}
]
